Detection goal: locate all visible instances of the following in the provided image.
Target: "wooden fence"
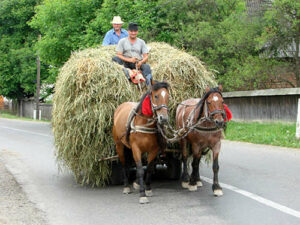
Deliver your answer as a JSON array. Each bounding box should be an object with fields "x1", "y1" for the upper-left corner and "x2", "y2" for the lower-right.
[{"x1": 223, "y1": 88, "x2": 300, "y2": 122}]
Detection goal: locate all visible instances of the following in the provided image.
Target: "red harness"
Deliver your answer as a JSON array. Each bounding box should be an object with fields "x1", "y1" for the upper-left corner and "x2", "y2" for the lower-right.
[
  {"x1": 142, "y1": 95, "x2": 153, "y2": 116},
  {"x1": 223, "y1": 104, "x2": 232, "y2": 121}
]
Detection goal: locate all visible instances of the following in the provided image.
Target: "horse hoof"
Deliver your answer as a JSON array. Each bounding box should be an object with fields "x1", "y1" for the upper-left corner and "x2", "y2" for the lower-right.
[
  {"x1": 133, "y1": 182, "x2": 140, "y2": 190},
  {"x1": 123, "y1": 187, "x2": 131, "y2": 194},
  {"x1": 182, "y1": 182, "x2": 189, "y2": 189},
  {"x1": 145, "y1": 190, "x2": 153, "y2": 197},
  {"x1": 197, "y1": 181, "x2": 203, "y2": 187},
  {"x1": 214, "y1": 189, "x2": 223, "y2": 197},
  {"x1": 188, "y1": 185, "x2": 197, "y2": 192},
  {"x1": 139, "y1": 197, "x2": 149, "y2": 204}
]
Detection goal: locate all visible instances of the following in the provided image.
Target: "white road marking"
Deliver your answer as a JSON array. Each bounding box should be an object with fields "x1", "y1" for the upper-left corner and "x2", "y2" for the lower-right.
[
  {"x1": 0, "y1": 126, "x2": 51, "y2": 137},
  {"x1": 161, "y1": 90, "x2": 166, "y2": 99},
  {"x1": 201, "y1": 176, "x2": 300, "y2": 219},
  {"x1": 213, "y1": 96, "x2": 219, "y2": 101}
]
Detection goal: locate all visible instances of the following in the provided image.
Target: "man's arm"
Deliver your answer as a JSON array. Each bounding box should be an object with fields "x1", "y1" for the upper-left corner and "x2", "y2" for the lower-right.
[
  {"x1": 102, "y1": 32, "x2": 111, "y2": 46},
  {"x1": 137, "y1": 53, "x2": 148, "y2": 68},
  {"x1": 116, "y1": 52, "x2": 137, "y2": 63}
]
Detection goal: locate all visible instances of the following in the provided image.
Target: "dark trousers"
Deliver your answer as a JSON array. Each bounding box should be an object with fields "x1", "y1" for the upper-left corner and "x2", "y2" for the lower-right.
[{"x1": 112, "y1": 56, "x2": 152, "y2": 85}]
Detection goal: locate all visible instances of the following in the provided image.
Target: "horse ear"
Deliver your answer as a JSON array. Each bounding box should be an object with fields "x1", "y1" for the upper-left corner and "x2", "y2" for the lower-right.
[
  {"x1": 218, "y1": 84, "x2": 223, "y2": 92},
  {"x1": 205, "y1": 86, "x2": 210, "y2": 92}
]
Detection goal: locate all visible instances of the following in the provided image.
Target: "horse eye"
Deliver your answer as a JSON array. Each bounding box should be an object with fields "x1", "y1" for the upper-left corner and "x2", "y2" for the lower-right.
[{"x1": 154, "y1": 95, "x2": 158, "y2": 99}]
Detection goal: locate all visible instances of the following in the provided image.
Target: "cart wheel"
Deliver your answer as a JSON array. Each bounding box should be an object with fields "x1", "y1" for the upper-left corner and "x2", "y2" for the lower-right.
[
  {"x1": 109, "y1": 161, "x2": 123, "y2": 185},
  {"x1": 165, "y1": 158, "x2": 182, "y2": 180}
]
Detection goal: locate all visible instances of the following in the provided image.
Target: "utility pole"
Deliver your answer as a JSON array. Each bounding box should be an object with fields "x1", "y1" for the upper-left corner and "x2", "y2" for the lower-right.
[{"x1": 35, "y1": 34, "x2": 41, "y2": 120}]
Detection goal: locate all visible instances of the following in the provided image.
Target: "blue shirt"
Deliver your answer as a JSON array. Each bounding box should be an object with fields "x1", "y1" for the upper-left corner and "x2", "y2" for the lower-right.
[{"x1": 102, "y1": 28, "x2": 128, "y2": 46}]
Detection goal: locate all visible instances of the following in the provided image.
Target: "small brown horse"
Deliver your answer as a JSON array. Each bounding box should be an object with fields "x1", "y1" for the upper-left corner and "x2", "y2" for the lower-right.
[
  {"x1": 176, "y1": 85, "x2": 226, "y2": 196},
  {"x1": 113, "y1": 80, "x2": 169, "y2": 204}
]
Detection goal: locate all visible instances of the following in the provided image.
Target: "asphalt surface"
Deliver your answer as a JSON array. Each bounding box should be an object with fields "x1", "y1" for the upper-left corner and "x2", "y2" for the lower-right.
[
  {"x1": 0, "y1": 118, "x2": 300, "y2": 225},
  {"x1": 0, "y1": 160, "x2": 48, "y2": 225}
]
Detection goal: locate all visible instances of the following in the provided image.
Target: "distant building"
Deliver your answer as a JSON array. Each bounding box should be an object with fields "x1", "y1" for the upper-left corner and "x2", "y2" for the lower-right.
[{"x1": 246, "y1": 0, "x2": 272, "y2": 17}]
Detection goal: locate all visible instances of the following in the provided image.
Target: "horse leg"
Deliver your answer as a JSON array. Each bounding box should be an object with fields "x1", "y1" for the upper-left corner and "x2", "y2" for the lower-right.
[
  {"x1": 115, "y1": 142, "x2": 131, "y2": 194},
  {"x1": 180, "y1": 139, "x2": 189, "y2": 189},
  {"x1": 188, "y1": 144, "x2": 201, "y2": 191},
  {"x1": 131, "y1": 146, "x2": 148, "y2": 204},
  {"x1": 145, "y1": 149, "x2": 158, "y2": 197},
  {"x1": 195, "y1": 153, "x2": 203, "y2": 187},
  {"x1": 212, "y1": 142, "x2": 223, "y2": 196}
]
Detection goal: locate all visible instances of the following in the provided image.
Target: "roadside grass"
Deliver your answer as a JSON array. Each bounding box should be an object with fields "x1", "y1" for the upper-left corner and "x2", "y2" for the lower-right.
[
  {"x1": 0, "y1": 112, "x2": 50, "y2": 122},
  {"x1": 225, "y1": 121, "x2": 300, "y2": 148}
]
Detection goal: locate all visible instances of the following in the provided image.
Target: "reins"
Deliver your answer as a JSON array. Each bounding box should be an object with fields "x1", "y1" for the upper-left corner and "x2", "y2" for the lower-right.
[
  {"x1": 181, "y1": 89, "x2": 226, "y2": 132},
  {"x1": 157, "y1": 89, "x2": 227, "y2": 143}
]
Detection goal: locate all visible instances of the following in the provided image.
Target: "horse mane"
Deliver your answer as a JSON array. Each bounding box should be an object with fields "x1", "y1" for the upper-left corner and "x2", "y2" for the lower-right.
[
  {"x1": 135, "y1": 80, "x2": 169, "y2": 114},
  {"x1": 125, "y1": 80, "x2": 169, "y2": 144},
  {"x1": 196, "y1": 86, "x2": 222, "y2": 121}
]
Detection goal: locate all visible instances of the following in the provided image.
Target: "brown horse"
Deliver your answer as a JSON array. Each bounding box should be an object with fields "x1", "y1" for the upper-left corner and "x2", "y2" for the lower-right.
[
  {"x1": 113, "y1": 80, "x2": 170, "y2": 204},
  {"x1": 176, "y1": 85, "x2": 226, "y2": 196}
]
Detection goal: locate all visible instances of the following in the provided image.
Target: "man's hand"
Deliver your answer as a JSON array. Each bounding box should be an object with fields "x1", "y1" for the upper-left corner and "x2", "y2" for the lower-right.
[
  {"x1": 128, "y1": 57, "x2": 137, "y2": 63},
  {"x1": 137, "y1": 61, "x2": 143, "y2": 69}
]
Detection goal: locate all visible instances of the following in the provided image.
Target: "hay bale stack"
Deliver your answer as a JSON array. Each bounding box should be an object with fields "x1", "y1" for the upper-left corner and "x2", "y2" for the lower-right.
[
  {"x1": 52, "y1": 42, "x2": 216, "y2": 187},
  {"x1": 148, "y1": 42, "x2": 216, "y2": 110}
]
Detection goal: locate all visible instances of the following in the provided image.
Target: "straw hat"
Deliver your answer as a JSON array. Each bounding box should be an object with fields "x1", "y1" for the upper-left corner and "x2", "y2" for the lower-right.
[{"x1": 111, "y1": 16, "x2": 124, "y2": 24}]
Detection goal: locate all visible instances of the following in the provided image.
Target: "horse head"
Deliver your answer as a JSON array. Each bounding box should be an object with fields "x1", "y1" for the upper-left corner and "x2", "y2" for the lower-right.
[
  {"x1": 203, "y1": 84, "x2": 226, "y2": 128},
  {"x1": 149, "y1": 80, "x2": 170, "y2": 125}
]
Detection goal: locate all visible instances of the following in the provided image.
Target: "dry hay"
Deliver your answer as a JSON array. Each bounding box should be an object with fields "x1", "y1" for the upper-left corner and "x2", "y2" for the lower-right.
[{"x1": 52, "y1": 42, "x2": 216, "y2": 187}]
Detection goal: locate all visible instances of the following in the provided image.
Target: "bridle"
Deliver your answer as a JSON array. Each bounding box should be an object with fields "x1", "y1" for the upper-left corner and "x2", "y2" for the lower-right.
[
  {"x1": 191, "y1": 89, "x2": 227, "y2": 130},
  {"x1": 202, "y1": 93, "x2": 227, "y2": 122},
  {"x1": 130, "y1": 88, "x2": 169, "y2": 134},
  {"x1": 149, "y1": 91, "x2": 169, "y2": 119}
]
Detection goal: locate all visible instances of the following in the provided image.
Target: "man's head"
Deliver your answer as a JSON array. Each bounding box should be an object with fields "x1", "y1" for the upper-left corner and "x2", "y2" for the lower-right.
[
  {"x1": 128, "y1": 23, "x2": 138, "y2": 39},
  {"x1": 111, "y1": 16, "x2": 124, "y2": 32}
]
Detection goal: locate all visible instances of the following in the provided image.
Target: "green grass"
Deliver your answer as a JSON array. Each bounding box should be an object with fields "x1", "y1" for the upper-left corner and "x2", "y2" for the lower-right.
[
  {"x1": 0, "y1": 112, "x2": 50, "y2": 122},
  {"x1": 225, "y1": 121, "x2": 300, "y2": 148}
]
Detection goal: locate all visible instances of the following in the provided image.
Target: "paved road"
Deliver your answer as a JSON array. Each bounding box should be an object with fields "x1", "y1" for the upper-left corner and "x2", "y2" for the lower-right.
[{"x1": 0, "y1": 118, "x2": 300, "y2": 225}]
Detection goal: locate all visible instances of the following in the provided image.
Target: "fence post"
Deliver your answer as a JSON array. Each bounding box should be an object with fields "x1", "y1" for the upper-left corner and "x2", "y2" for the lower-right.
[{"x1": 296, "y1": 98, "x2": 300, "y2": 139}]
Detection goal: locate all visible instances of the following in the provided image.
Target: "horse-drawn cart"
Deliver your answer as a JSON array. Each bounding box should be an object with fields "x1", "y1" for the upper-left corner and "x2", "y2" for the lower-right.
[
  {"x1": 52, "y1": 42, "x2": 217, "y2": 188},
  {"x1": 108, "y1": 148, "x2": 182, "y2": 185}
]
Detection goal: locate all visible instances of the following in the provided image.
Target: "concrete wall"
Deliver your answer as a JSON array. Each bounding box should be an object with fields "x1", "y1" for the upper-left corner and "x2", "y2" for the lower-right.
[
  {"x1": 5, "y1": 100, "x2": 53, "y2": 121},
  {"x1": 223, "y1": 88, "x2": 300, "y2": 122}
]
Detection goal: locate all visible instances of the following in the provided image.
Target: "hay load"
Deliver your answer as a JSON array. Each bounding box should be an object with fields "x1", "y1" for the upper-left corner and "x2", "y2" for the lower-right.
[{"x1": 52, "y1": 42, "x2": 216, "y2": 187}]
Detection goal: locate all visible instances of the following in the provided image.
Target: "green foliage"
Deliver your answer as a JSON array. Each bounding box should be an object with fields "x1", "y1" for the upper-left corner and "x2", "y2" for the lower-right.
[
  {"x1": 226, "y1": 121, "x2": 300, "y2": 148},
  {"x1": 3, "y1": 0, "x2": 298, "y2": 99},
  {"x1": 144, "y1": 0, "x2": 268, "y2": 91},
  {"x1": 85, "y1": 0, "x2": 158, "y2": 44},
  {"x1": 258, "y1": 0, "x2": 300, "y2": 86},
  {"x1": 219, "y1": 56, "x2": 289, "y2": 91},
  {"x1": 0, "y1": 0, "x2": 48, "y2": 99},
  {"x1": 29, "y1": 0, "x2": 103, "y2": 66}
]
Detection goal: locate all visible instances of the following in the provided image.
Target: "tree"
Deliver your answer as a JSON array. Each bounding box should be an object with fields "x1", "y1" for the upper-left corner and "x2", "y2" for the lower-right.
[
  {"x1": 29, "y1": 0, "x2": 103, "y2": 67},
  {"x1": 84, "y1": 0, "x2": 158, "y2": 45},
  {"x1": 0, "y1": 0, "x2": 48, "y2": 99},
  {"x1": 259, "y1": 0, "x2": 300, "y2": 87},
  {"x1": 151, "y1": 0, "x2": 268, "y2": 91}
]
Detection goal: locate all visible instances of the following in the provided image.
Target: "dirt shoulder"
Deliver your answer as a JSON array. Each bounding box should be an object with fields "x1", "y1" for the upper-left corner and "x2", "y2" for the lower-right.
[{"x1": 0, "y1": 160, "x2": 48, "y2": 225}]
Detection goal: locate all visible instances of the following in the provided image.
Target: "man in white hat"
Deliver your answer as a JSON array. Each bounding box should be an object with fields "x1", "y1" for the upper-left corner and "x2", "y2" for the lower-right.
[{"x1": 102, "y1": 16, "x2": 128, "y2": 46}]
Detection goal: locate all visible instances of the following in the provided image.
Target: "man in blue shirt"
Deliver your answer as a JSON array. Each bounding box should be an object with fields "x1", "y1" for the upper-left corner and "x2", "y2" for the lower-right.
[{"x1": 102, "y1": 16, "x2": 128, "y2": 46}]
